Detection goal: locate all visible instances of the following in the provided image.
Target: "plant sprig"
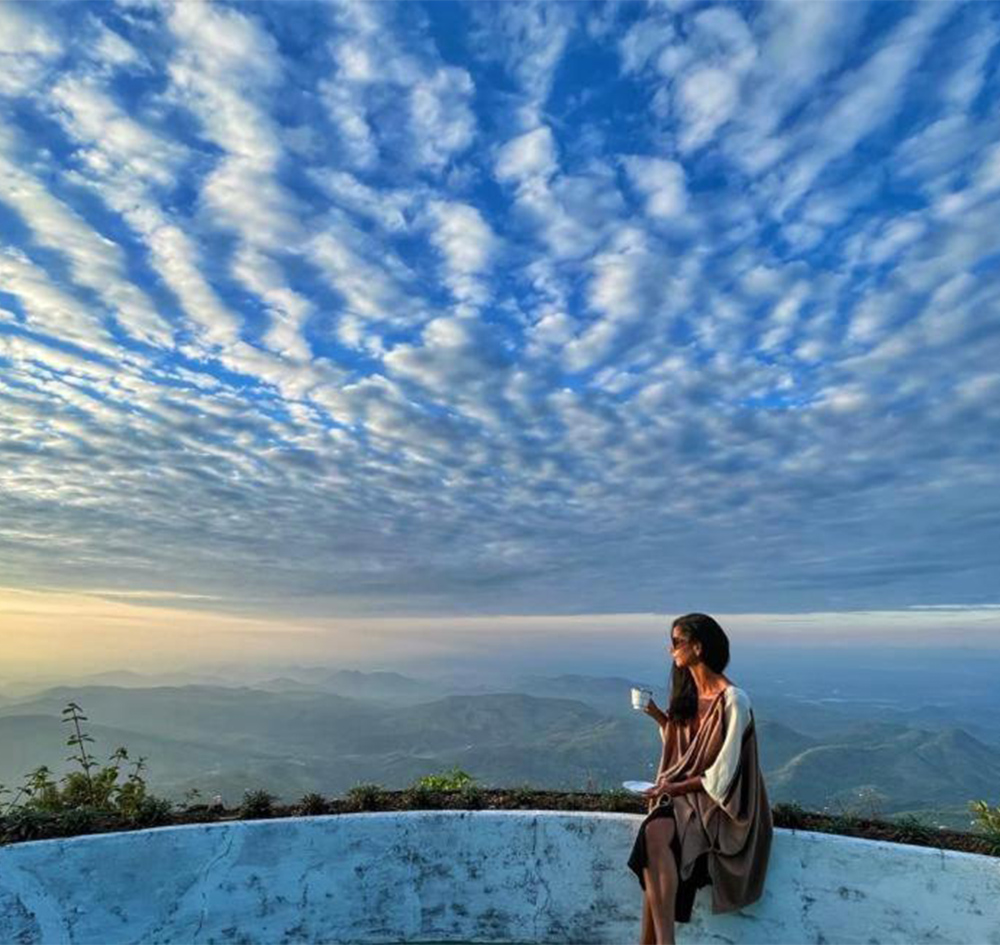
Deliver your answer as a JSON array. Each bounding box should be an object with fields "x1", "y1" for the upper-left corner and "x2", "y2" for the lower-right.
[{"x1": 1, "y1": 702, "x2": 173, "y2": 828}]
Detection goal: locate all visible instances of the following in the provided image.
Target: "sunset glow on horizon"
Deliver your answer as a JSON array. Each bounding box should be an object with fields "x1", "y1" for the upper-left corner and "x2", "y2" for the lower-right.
[{"x1": 3, "y1": 586, "x2": 999, "y2": 683}]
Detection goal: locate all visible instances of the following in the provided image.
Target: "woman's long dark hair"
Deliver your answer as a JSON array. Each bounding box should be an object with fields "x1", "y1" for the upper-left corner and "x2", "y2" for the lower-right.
[{"x1": 667, "y1": 613, "x2": 731, "y2": 724}]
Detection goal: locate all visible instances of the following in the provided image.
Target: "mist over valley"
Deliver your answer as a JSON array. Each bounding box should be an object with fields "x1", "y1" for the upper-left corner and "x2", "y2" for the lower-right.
[{"x1": 3, "y1": 647, "x2": 998, "y2": 833}]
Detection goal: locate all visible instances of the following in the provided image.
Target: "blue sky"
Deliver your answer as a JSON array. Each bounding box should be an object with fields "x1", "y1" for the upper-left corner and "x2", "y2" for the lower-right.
[{"x1": 1, "y1": 0, "x2": 999, "y2": 622}]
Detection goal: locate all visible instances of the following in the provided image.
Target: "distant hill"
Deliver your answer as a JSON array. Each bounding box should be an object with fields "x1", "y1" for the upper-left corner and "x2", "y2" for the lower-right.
[
  {"x1": 512, "y1": 674, "x2": 661, "y2": 717},
  {"x1": 72, "y1": 670, "x2": 237, "y2": 688},
  {"x1": 0, "y1": 714, "x2": 286, "y2": 798},
  {"x1": 243, "y1": 668, "x2": 498, "y2": 704},
  {"x1": 0, "y1": 685, "x2": 373, "y2": 754},
  {"x1": 386, "y1": 693, "x2": 606, "y2": 747},
  {"x1": 756, "y1": 719, "x2": 819, "y2": 770},
  {"x1": 0, "y1": 670, "x2": 242, "y2": 701},
  {"x1": 874, "y1": 704, "x2": 1000, "y2": 751},
  {"x1": 247, "y1": 677, "x2": 329, "y2": 694},
  {"x1": 2, "y1": 682, "x2": 996, "y2": 832},
  {"x1": 0, "y1": 687, "x2": 662, "y2": 801},
  {"x1": 769, "y1": 725, "x2": 1000, "y2": 816},
  {"x1": 316, "y1": 669, "x2": 446, "y2": 704}
]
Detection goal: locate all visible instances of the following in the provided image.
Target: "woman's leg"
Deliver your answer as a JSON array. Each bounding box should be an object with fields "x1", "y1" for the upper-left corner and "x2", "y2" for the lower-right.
[
  {"x1": 643, "y1": 816, "x2": 678, "y2": 945},
  {"x1": 639, "y1": 888, "x2": 655, "y2": 944}
]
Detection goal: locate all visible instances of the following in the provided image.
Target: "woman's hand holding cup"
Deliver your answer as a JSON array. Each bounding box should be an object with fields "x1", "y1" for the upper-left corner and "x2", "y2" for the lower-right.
[
  {"x1": 630, "y1": 686, "x2": 652, "y2": 711},
  {"x1": 630, "y1": 687, "x2": 667, "y2": 726}
]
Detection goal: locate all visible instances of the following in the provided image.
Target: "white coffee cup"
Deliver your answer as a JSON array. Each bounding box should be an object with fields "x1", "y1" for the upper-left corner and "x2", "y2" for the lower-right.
[{"x1": 631, "y1": 687, "x2": 652, "y2": 710}]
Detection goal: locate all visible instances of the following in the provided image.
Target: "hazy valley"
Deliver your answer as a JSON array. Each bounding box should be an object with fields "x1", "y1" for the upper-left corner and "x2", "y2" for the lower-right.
[{"x1": 2, "y1": 654, "x2": 999, "y2": 833}]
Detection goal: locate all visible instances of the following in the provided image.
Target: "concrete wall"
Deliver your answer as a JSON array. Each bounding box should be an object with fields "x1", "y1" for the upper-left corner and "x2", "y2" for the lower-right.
[{"x1": 0, "y1": 811, "x2": 997, "y2": 945}]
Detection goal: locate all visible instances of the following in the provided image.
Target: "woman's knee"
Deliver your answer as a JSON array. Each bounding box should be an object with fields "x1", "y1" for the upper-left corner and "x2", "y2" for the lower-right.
[{"x1": 646, "y1": 817, "x2": 676, "y2": 852}]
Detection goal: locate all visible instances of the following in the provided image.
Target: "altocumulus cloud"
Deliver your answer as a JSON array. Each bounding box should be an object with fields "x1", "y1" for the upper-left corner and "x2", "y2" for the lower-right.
[{"x1": 0, "y1": 1, "x2": 998, "y2": 618}]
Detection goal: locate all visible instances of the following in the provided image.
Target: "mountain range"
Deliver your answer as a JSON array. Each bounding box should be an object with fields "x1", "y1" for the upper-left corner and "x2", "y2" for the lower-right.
[{"x1": 1, "y1": 671, "x2": 996, "y2": 832}]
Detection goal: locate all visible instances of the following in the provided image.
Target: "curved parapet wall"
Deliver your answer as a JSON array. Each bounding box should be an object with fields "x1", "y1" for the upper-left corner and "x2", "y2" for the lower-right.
[{"x1": 0, "y1": 811, "x2": 998, "y2": 944}]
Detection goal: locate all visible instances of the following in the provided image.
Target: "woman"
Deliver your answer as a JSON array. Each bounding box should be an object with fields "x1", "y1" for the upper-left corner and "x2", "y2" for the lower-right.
[{"x1": 627, "y1": 613, "x2": 772, "y2": 945}]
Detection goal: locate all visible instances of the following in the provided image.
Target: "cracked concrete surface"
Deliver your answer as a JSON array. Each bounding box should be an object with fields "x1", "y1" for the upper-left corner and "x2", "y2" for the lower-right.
[{"x1": 0, "y1": 812, "x2": 998, "y2": 944}]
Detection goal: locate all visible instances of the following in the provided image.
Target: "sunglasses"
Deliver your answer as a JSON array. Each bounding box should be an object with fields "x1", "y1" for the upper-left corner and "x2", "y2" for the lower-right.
[{"x1": 668, "y1": 636, "x2": 692, "y2": 650}]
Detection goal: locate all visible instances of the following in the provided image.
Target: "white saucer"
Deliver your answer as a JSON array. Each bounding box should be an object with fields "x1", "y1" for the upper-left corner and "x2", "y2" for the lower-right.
[{"x1": 622, "y1": 780, "x2": 655, "y2": 794}]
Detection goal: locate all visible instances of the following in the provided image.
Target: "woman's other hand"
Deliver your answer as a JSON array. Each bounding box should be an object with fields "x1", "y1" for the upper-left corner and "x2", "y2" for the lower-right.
[{"x1": 642, "y1": 774, "x2": 674, "y2": 801}]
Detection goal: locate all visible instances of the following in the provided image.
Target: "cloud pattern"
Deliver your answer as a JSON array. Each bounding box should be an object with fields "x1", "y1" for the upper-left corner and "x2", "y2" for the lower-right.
[{"x1": 1, "y1": 1, "x2": 998, "y2": 616}]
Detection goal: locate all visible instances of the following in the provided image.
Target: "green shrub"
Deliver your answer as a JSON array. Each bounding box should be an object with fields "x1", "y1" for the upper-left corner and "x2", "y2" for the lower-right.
[
  {"x1": 403, "y1": 768, "x2": 477, "y2": 809},
  {"x1": 969, "y1": 800, "x2": 1000, "y2": 855},
  {"x1": 773, "y1": 801, "x2": 809, "y2": 828},
  {"x1": 0, "y1": 808, "x2": 59, "y2": 844},
  {"x1": 346, "y1": 783, "x2": 383, "y2": 811},
  {"x1": 1, "y1": 704, "x2": 174, "y2": 827},
  {"x1": 852, "y1": 786, "x2": 887, "y2": 820},
  {"x1": 598, "y1": 787, "x2": 631, "y2": 812},
  {"x1": 891, "y1": 814, "x2": 935, "y2": 844},
  {"x1": 815, "y1": 800, "x2": 858, "y2": 836},
  {"x1": 403, "y1": 782, "x2": 438, "y2": 809},
  {"x1": 131, "y1": 795, "x2": 174, "y2": 827},
  {"x1": 508, "y1": 783, "x2": 536, "y2": 806},
  {"x1": 239, "y1": 789, "x2": 278, "y2": 819},
  {"x1": 298, "y1": 792, "x2": 329, "y2": 815},
  {"x1": 57, "y1": 806, "x2": 102, "y2": 838},
  {"x1": 414, "y1": 767, "x2": 475, "y2": 791},
  {"x1": 458, "y1": 782, "x2": 485, "y2": 809}
]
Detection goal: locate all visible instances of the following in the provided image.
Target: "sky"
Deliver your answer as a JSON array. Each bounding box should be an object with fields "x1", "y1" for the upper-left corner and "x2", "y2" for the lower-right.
[
  {"x1": 2, "y1": 585, "x2": 999, "y2": 683},
  {"x1": 1, "y1": 0, "x2": 999, "y2": 672}
]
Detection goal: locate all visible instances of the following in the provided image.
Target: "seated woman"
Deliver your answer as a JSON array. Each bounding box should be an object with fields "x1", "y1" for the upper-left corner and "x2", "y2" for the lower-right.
[{"x1": 627, "y1": 613, "x2": 773, "y2": 945}]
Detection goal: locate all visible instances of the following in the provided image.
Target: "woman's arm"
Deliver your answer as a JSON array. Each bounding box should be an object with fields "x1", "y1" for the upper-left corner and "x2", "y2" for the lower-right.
[
  {"x1": 643, "y1": 697, "x2": 669, "y2": 728},
  {"x1": 663, "y1": 775, "x2": 704, "y2": 796},
  {"x1": 644, "y1": 771, "x2": 703, "y2": 802}
]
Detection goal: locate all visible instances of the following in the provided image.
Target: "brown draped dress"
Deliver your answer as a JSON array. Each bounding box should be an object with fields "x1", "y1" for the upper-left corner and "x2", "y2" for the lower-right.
[{"x1": 627, "y1": 685, "x2": 772, "y2": 924}]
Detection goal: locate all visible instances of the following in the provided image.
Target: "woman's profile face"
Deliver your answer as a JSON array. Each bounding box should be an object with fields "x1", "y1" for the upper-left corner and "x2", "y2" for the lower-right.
[{"x1": 668, "y1": 625, "x2": 698, "y2": 668}]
